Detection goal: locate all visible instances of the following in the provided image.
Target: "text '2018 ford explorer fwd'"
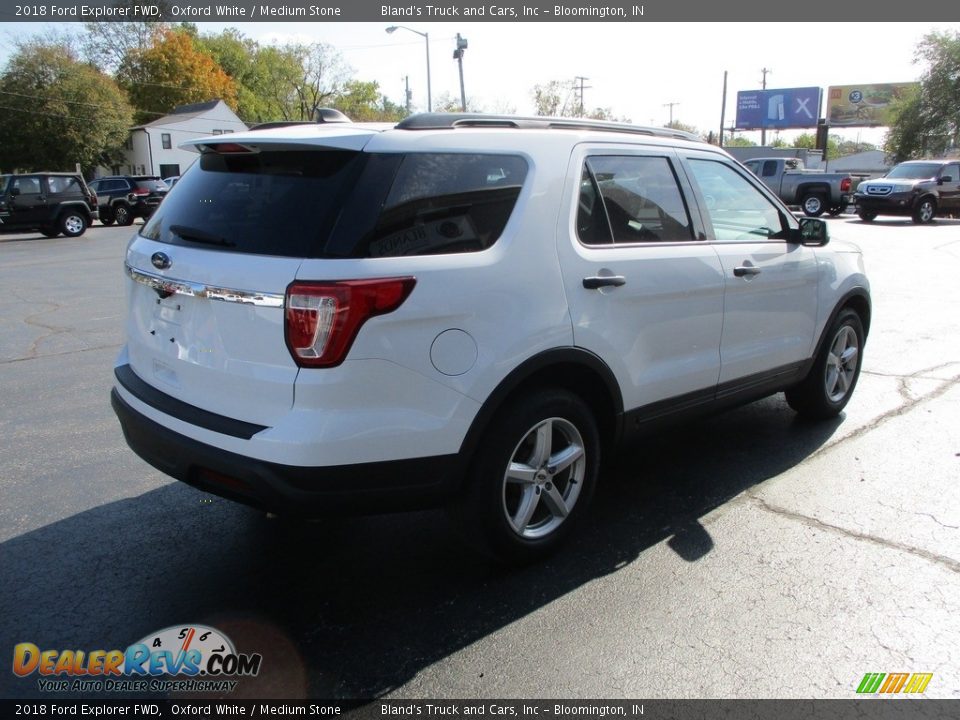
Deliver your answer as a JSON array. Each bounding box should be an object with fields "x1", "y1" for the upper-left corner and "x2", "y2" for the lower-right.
[{"x1": 111, "y1": 113, "x2": 871, "y2": 563}]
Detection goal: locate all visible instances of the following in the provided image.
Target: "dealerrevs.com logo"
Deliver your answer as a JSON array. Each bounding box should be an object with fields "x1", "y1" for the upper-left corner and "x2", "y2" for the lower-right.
[
  {"x1": 12, "y1": 624, "x2": 262, "y2": 693},
  {"x1": 856, "y1": 672, "x2": 933, "y2": 694}
]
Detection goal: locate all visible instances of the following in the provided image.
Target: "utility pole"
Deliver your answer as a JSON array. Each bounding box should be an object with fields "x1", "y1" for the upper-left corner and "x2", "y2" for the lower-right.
[
  {"x1": 574, "y1": 76, "x2": 591, "y2": 116},
  {"x1": 663, "y1": 102, "x2": 680, "y2": 126},
  {"x1": 719, "y1": 70, "x2": 728, "y2": 147},
  {"x1": 453, "y1": 34, "x2": 468, "y2": 112},
  {"x1": 760, "y1": 67, "x2": 772, "y2": 146},
  {"x1": 404, "y1": 76, "x2": 411, "y2": 113}
]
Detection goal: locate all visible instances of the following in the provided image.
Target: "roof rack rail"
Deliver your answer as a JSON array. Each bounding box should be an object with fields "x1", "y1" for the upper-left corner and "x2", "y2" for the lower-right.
[{"x1": 395, "y1": 113, "x2": 701, "y2": 142}]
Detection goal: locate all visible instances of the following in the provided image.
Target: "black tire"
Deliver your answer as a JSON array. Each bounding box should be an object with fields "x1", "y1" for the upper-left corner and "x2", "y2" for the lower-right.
[
  {"x1": 40, "y1": 227, "x2": 60, "y2": 238},
  {"x1": 114, "y1": 204, "x2": 134, "y2": 226},
  {"x1": 912, "y1": 197, "x2": 937, "y2": 224},
  {"x1": 100, "y1": 214, "x2": 114, "y2": 226},
  {"x1": 786, "y1": 308, "x2": 865, "y2": 420},
  {"x1": 457, "y1": 388, "x2": 601, "y2": 564},
  {"x1": 857, "y1": 209, "x2": 877, "y2": 222},
  {"x1": 59, "y1": 211, "x2": 87, "y2": 238},
  {"x1": 802, "y1": 193, "x2": 827, "y2": 217}
]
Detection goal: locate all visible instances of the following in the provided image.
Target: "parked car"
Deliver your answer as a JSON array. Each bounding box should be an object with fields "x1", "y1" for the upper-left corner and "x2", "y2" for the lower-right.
[
  {"x1": 163, "y1": 176, "x2": 180, "y2": 190},
  {"x1": 0, "y1": 172, "x2": 98, "y2": 237},
  {"x1": 111, "y1": 113, "x2": 871, "y2": 563},
  {"x1": 742, "y1": 157, "x2": 860, "y2": 217},
  {"x1": 854, "y1": 159, "x2": 960, "y2": 224},
  {"x1": 89, "y1": 176, "x2": 168, "y2": 226}
]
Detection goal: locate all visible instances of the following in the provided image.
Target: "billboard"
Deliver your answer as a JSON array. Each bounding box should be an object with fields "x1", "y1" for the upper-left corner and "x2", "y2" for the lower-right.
[
  {"x1": 735, "y1": 87, "x2": 822, "y2": 130},
  {"x1": 826, "y1": 83, "x2": 920, "y2": 127}
]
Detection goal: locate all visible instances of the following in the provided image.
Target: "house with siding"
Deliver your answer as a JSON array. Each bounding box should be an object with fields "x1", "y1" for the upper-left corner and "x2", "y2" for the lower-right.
[{"x1": 100, "y1": 100, "x2": 247, "y2": 179}]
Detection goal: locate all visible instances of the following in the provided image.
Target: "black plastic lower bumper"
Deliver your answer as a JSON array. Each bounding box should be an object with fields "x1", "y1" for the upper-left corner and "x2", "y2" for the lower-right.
[{"x1": 110, "y1": 388, "x2": 463, "y2": 516}]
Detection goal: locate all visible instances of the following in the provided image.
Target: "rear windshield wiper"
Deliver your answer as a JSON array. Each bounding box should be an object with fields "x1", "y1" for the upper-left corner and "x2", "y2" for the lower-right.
[{"x1": 169, "y1": 224, "x2": 235, "y2": 247}]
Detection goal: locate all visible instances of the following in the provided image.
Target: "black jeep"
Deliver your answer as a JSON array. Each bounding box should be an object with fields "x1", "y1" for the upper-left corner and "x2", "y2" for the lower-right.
[
  {"x1": 89, "y1": 176, "x2": 168, "y2": 226},
  {"x1": 0, "y1": 172, "x2": 99, "y2": 238}
]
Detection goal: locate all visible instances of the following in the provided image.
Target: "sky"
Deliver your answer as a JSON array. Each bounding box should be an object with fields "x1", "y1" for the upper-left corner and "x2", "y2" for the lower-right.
[{"x1": 1, "y1": 21, "x2": 957, "y2": 146}]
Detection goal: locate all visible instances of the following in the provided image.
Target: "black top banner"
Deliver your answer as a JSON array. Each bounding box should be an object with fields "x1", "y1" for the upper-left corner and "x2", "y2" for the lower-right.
[{"x1": 0, "y1": 0, "x2": 951, "y2": 22}]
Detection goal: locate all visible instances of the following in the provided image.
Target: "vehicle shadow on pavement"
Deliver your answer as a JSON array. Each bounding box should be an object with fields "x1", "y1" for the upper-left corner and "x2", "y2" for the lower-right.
[{"x1": 0, "y1": 394, "x2": 840, "y2": 700}]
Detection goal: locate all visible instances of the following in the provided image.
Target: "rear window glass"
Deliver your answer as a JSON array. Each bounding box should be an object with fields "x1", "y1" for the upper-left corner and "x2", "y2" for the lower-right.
[
  {"x1": 141, "y1": 150, "x2": 528, "y2": 259},
  {"x1": 135, "y1": 179, "x2": 169, "y2": 192},
  {"x1": 325, "y1": 153, "x2": 528, "y2": 258},
  {"x1": 140, "y1": 149, "x2": 363, "y2": 257}
]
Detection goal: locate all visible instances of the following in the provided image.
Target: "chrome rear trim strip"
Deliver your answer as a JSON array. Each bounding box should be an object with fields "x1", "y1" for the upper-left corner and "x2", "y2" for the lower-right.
[{"x1": 125, "y1": 264, "x2": 285, "y2": 308}]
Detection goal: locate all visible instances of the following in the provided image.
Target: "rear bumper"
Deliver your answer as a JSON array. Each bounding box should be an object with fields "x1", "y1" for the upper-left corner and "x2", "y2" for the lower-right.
[{"x1": 110, "y1": 388, "x2": 463, "y2": 516}]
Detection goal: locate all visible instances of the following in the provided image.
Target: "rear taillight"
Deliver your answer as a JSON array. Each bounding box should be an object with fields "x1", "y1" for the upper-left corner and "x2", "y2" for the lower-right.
[
  {"x1": 285, "y1": 277, "x2": 416, "y2": 368},
  {"x1": 840, "y1": 178, "x2": 851, "y2": 192},
  {"x1": 132, "y1": 188, "x2": 151, "y2": 197}
]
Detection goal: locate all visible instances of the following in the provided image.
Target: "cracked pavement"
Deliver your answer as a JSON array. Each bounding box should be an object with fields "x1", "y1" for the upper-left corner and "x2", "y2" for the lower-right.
[{"x1": 1, "y1": 218, "x2": 958, "y2": 700}]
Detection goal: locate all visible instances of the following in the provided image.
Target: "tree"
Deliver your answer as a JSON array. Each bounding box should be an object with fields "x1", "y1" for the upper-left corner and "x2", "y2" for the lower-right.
[
  {"x1": 723, "y1": 136, "x2": 757, "y2": 147},
  {"x1": 334, "y1": 80, "x2": 409, "y2": 121},
  {"x1": 886, "y1": 30, "x2": 960, "y2": 160},
  {"x1": 81, "y1": 19, "x2": 170, "y2": 74},
  {"x1": 283, "y1": 42, "x2": 352, "y2": 121},
  {"x1": 0, "y1": 40, "x2": 133, "y2": 173},
  {"x1": 197, "y1": 29, "x2": 302, "y2": 124},
  {"x1": 531, "y1": 80, "x2": 625, "y2": 121},
  {"x1": 117, "y1": 29, "x2": 237, "y2": 122}
]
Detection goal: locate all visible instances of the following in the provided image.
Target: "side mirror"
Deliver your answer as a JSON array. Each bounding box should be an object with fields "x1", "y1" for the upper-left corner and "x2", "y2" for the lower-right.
[
  {"x1": 797, "y1": 217, "x2": 829, "y2": 246},
  {"x1": 939, "y1": 175, "x2": 952, "y2": 184}
]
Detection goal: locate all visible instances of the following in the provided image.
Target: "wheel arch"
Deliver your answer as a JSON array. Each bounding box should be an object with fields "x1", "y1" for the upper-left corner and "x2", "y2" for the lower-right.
[
  {"x1": 814, "y1": 288, "x2": 871, "y2": 360},
  {"x1": 457, "y1": 348, "x2": 624, "y2": 484}
]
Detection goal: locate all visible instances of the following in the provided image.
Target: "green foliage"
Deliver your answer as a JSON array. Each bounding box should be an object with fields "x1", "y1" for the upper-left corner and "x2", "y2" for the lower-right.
[
  {"x1": 723, "y1": 136, "x2": 757, "y2": 147},
  {"x1": 197, "y1": 30, "x2": 300, "y2": 124},
  {"x1": 117, "y1": 29, "x2": 238, "y2": 123},
  {"x1": 886, "y1": 30, "x2": 960, "y2": 160},
  {"x1": 0, "y1": 41, "x2": 133, "y2": 173},
  {"x1": 335, "y1": 80, "x2": 409, "y2": 121}
]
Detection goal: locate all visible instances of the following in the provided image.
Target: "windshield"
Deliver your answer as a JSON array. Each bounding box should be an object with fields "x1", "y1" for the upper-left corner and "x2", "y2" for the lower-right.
[{"x1": 886, "y1": 163, "x2": 940, "y2": 180}]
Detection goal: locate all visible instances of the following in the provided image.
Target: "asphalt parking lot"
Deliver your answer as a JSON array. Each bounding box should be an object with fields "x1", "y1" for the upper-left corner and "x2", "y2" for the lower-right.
[{"x1": 1, "y1": 216, "x2": 958, "y2": 700}]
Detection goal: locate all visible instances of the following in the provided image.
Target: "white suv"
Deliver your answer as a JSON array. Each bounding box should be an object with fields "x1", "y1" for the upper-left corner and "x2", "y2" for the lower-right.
[{"x1": 111, "y1": 113, "x2": 870, "y2": 562}]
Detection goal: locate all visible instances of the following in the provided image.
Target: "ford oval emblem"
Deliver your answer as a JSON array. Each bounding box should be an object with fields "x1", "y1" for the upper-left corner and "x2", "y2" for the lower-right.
[{"x1": 151, "y1": 252, "x2": 171, "y2": 270}]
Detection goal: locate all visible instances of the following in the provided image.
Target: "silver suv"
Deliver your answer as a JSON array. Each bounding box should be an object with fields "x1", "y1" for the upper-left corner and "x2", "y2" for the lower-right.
[{"x1": 111, "y1": 113, "x2": 870, "y2": 562}]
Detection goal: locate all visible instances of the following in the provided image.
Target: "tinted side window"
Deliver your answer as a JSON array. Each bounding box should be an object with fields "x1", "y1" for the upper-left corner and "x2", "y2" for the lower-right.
[
  {"x1": 47, "y1": 176, "x2": 81, "y2": 194},
  {"x1": 761, "y1": 160, "x2": 778, "y2": 177},
  {"x1": 687, "y1": 159, "x2": 788, "y2": 241},
  {"x1": 372, "y1": 153, "x2": 526, "y2": 257},
  {"x1": 577, "y1": 156, "x2": 694, "y2": 244},
  {"x1": 12, "y1": 177, "x2": 42, "y2": 195}
]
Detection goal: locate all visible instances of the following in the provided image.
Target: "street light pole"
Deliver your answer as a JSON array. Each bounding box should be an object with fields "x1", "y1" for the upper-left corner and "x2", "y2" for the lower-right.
[{"x1": 386, "y1": 25, "x2": 432, "y2": 112}]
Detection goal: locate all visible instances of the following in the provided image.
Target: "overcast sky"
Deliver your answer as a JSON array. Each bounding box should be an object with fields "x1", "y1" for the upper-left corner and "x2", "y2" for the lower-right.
[{"x1": 2, "y1": 21, "x2": 957, "y2": 145}]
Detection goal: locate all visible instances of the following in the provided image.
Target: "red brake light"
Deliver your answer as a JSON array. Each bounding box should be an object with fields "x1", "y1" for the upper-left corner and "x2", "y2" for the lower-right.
[
  {"x1": 203, "y1": 143, "x2": 257, "y2": 154},
  {"x1": 285, "y1": 277, "x2": 416, "y2": 368},
  {"x1": 840, "y1": 177, "x2": 851, "y2": 192},
  {"x1": 132, "y1": 188, "x2": 150, "y2": 196}
]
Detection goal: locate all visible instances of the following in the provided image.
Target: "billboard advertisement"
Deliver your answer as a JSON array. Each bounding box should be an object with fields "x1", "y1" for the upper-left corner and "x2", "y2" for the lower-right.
[
  {"x1": 826, "y1": 83, "x2": 920, "y2": 127},
  {"x1": 735, "y1": 87, "x2": 822, "y2": 130}
]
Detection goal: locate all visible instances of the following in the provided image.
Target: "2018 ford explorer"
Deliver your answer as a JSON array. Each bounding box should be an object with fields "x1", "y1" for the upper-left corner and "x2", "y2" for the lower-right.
[{"x1": 111, "y1": 113, "x2": 871, "y2": 562}]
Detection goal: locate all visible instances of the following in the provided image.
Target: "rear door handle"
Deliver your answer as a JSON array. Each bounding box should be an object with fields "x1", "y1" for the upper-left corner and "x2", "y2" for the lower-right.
[
  {"x1": 733, "y1": 266, "x2": 762, "y2": 277},
  {"x1": 583, "y1": 275, "x2": 627, "y2": 289}
]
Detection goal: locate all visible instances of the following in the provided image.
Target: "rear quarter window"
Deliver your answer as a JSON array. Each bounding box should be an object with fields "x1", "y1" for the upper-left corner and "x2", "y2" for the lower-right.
[{"x1": 325, "y1": 153, "x2": 528, "y2": 258}]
